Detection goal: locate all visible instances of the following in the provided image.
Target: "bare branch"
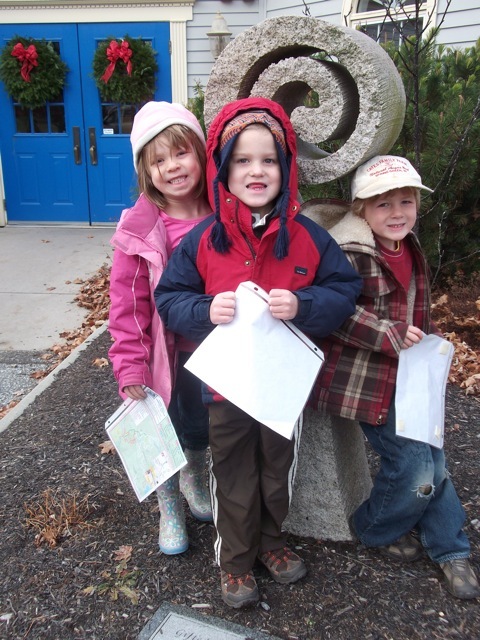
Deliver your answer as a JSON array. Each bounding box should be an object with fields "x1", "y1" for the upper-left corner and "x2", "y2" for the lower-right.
[{"x1": 302, "y1": 0, "x2": 311, "y2": 18}]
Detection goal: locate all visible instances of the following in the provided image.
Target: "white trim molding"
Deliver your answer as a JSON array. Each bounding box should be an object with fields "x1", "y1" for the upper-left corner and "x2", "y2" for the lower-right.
[
  {"x1": 170, "y1": 21, "x2": 188, "y2": 105},
  {"x1": 342, "y1": 0, "x2": 438, "y2": 35},
  {"x1": 0, "y1": 1, "x2": 194, "y2": 24}
]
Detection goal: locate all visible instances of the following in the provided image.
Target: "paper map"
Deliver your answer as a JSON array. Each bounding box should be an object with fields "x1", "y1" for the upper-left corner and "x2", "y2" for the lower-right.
[{"x1": 105, "y1": 388, "x2": 186, "y2": 502}]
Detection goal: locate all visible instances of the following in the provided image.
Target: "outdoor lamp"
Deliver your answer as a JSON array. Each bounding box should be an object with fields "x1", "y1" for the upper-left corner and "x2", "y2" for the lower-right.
[{"x1": 207, "y1": 12, "x2": 232, "y2": 60}]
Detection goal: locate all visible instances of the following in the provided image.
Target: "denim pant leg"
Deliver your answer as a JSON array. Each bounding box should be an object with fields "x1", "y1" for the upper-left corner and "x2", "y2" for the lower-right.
[
  {"x1": 169, "y1": 351, "x2": 209, "y2": 451},
  {"x1": 354, "y1": 406, "x2": 469, "y2": 562},
  {"x1": 416, "y1": 444, "x2": 470, "y2": 563}
]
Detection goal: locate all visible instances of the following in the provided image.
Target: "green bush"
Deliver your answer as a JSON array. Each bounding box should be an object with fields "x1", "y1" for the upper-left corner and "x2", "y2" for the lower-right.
[
  {"x1": 186, "y1": 80, "x2": 205, "y2": 135},
  {"x1": 384, "y1": 37, "x2": 480, "y2": 285},
  {"x1": 297, "y1": 36, "x2": 480, "y2": 285}
]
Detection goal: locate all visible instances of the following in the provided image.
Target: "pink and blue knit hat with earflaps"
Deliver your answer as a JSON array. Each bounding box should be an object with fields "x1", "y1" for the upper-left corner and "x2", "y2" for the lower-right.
[
  {"x1": 130, "y1": 101, "x2": 205, "y2": 173},
  {"x1": 210, "y1": 109, "x2": 292, "y2": 260}
]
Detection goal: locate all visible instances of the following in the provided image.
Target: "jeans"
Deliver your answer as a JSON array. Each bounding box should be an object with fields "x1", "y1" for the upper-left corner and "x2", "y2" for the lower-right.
[
  {"x1": 168, "y1": 351, "x2": 209, "y2": 451},
  {"x1": 353, "y1": 398, "x2": 470, "y2": 564}
]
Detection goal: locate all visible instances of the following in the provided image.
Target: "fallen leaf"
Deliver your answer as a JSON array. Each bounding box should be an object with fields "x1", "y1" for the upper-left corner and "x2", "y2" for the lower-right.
[
  {"x1": 118, "y1": 585, "x2": 139, "y2": 604},
  {"x1": 114, "y1": 545, "x2": 133, "y2": 562},
  {"x1": 93, "y1": 357, "x2": 109, "y2": 368},
  {"x1": 99, "y1": 440, "x2": 116, "y2": 455}
]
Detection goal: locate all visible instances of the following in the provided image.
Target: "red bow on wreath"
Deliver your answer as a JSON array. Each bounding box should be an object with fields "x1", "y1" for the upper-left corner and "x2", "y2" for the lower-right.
[
  {"x1": 101, "y1": 40, "x2": 133, "y2": 83},
  {"x1": 11, "y1": 42, "x2": 38, "y2": 82}
]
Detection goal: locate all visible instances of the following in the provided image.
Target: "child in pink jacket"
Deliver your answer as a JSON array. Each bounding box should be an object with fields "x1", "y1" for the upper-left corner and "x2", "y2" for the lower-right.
[{"x1": 108, "y1": 102, "x2": 212, "y2": 555}]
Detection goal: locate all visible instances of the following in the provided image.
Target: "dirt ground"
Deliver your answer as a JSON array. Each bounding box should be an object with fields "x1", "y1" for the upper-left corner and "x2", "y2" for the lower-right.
[{"x1": 0, "y1": 323, "x2": 479, "y2": 640}]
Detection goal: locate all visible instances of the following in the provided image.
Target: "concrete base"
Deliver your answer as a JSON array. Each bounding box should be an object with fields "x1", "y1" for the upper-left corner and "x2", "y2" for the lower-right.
[{"x1": 285, "y1": 408, "x2": 372, "y2": 541}]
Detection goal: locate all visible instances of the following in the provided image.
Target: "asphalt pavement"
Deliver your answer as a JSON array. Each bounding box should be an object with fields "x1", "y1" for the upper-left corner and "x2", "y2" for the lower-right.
[{"x1": 0, "y1": 224, "x2": 114, "y2": 415}]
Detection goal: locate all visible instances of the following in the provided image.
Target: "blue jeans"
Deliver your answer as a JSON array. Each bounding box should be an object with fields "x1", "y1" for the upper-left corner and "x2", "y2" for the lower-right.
[
  {"x1": 353, "y1": 399, "x2": 470, "y2": 564},
  {"x1": 168, "y1": 351, "x2": 209, "y2": 451}
]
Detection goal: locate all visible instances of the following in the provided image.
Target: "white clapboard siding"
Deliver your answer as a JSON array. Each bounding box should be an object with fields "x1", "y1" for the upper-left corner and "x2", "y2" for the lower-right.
[{"x1": 188, "y1": 0, "x2": 480, "y2": 98}]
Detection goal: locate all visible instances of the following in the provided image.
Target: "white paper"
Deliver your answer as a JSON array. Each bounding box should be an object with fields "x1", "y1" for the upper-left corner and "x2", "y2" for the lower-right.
[
  {"x1": 105, "y1": 387, "x2": 186, "y2": 502},
  {"x1": 395, "y1": 333, "x2": 454, "y2": 449},
  {"x1": 185, "y1": 281, "x2": 324, "y2": 440}
]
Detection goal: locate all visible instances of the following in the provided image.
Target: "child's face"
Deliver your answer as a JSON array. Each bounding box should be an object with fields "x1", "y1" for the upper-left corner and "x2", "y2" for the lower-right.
[
  {"x1": 148, "y1": 133, "x2": 203, "y2": 204},
  {"x1": 227, "y1": 124, "x2": 282, "y2": 218},
  {"x1": 363, "y1": 188, "x2": 417, "y2": 250}
]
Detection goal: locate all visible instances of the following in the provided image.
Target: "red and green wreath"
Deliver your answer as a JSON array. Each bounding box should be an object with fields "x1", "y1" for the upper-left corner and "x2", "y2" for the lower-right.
[
  {"x1": 0, "y1": 36, "x2": 69, "y2": 109},
  {"x1": 92, "y1": 35, "x2": 158, "y2": 103}
]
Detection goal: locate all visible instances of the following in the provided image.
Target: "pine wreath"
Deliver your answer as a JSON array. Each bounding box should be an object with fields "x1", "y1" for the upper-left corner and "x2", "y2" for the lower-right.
[
  {"x1": 0, "y1": 36, "x2": 68, "y2": 109},
  {"x1": 92, "y1": 35, "x2": 158, "y2": 103}
]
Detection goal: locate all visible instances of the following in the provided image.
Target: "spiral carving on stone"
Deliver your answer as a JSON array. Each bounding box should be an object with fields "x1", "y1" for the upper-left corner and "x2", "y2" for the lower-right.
[{"x1": 204, "y1": 16, "x2": 406, "y2": 185}]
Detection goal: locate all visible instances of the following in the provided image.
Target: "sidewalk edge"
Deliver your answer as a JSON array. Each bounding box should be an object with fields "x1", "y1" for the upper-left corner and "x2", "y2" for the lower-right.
[{"x1": 0, "y1": 322, "x2": 109, "y2": 435}]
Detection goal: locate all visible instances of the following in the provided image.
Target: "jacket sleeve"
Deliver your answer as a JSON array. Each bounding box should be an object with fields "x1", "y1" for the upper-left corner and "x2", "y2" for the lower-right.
[
  {"x1": 108, "y1": 248, "x2": 155, "y2": 394},
  {"x1": 154, "y1": 233, "x2": 215, "y2": 342},
  {"x1": 292, "y1": 223, "x2": 363, "y2": 338},
  {"x1": 327, "y1": 250, "x2": 409, "y2": 357},
  {"x1": 330, "y1": 306, "x2": 408, "y2": 357}
]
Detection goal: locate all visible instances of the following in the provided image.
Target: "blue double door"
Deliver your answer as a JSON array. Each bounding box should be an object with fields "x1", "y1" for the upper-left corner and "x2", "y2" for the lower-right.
[{"x1": 0, "y1": 22, "x2": 171, "y2": 224}]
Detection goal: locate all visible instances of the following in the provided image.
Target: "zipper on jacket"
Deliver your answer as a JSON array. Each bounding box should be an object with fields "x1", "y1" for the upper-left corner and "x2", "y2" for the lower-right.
[{"x1": 234, "y1": 202, "x2": 257, "y2": 261}]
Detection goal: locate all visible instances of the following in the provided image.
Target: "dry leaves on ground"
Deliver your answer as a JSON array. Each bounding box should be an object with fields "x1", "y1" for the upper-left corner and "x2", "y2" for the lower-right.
[
  {"x1": 431, "y1": 291, "x2": 480, "y2": 396},
  {"x1": 45, "y1": 263, "x2": 112, "y2": 371}
]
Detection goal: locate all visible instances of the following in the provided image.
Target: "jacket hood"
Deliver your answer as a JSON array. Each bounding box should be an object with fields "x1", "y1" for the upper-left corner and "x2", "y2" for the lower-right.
[
  {"x1": 205, "y1": 98, "x2": 299, "y2": 259},
  {"x1": 206, "y1": 97, "x2": 298, "y2": 206},
  {"x1": 110, "y1": 194, "x2": 168, "y2": 270},
  {"x1": 328, "y1": 211, "x2": 376, "y2": 249}
]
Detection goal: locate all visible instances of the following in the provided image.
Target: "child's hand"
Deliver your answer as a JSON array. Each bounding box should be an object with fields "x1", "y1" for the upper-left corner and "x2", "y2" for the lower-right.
[
  {"x1": 123, "y1": 385, "x2": 147, "y2": 400},
  {"x1": 401, "y1": 325, "x2": 424, "y2": 349},
  {"x1": 268, "y1": 289, "x2": 299, "y2": 320},
  {"x1": 210, "y1": 291, "x2": 236, "y2": 324}
]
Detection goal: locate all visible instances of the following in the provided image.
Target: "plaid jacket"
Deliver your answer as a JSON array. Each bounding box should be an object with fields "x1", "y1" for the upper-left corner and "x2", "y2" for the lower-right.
[{"x1": 315, "y1": 211, "x2": 437, "y2": 425}]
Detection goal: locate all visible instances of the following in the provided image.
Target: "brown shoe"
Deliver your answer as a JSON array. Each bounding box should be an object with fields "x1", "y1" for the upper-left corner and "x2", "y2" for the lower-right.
[
  {"x1": 220, "y1": 570, "x2": 259, "y2": 608},
  {"x1": 440, "y1": 558, "x2": 480, "y2": 600},
  {"x1": 258, "y1": 546, "x2": 307, "y2": 584},
  {"x1": 379, "y1": 533, "x2": 423, "y2": 562}
]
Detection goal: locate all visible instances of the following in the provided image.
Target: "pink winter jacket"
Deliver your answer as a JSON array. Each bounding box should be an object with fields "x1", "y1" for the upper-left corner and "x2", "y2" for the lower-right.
[{"x1": 108, "y1": 193, "x2": 175, "y2": 405}]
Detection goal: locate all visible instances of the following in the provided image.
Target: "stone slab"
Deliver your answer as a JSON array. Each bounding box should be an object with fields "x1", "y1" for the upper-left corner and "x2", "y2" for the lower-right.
[{"x1": 138, "y1": 603, "x2": 282, "y2": 640}]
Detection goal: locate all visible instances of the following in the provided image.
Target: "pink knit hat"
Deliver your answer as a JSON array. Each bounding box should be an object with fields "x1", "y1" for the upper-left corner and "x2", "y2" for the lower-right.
[{"x1": 130, "y1": 101, "x2": 205, "y2": 172}]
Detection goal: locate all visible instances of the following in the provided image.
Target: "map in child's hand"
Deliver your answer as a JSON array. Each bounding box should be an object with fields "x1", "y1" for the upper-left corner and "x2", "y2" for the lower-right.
[{"x1": 105, "y1": 388, "x2": 186, "y2": 501}]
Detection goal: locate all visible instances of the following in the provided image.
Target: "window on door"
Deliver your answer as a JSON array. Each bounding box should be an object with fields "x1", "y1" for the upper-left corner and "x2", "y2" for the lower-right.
[
  {"x1": 96, "y1": 38, "x2": 156, "y2": 136},
  {"x1": 13, "y1": 42, "x2": 66, "y2": 134},
  {"x1": 344, "y1": 0, "x2": 436, "y2": 47}
]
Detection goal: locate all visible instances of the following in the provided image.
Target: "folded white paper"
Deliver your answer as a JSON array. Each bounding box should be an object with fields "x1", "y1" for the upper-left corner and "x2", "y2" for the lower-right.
[
  {"x1": 185, "y1": 281, "x2": 325, "y2": 440},
  {"x1": 395, "y1": 333, "x2": 454, "y2": 448}
]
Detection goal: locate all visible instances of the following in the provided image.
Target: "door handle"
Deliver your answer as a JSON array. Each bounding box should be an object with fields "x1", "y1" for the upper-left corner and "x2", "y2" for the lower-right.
[
  {"x1": 73, "y1": 126, "x2": 81, "y2": 164},
  {"x1": 89, "y1": 127, "x2": 98, "y2": 165}
]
